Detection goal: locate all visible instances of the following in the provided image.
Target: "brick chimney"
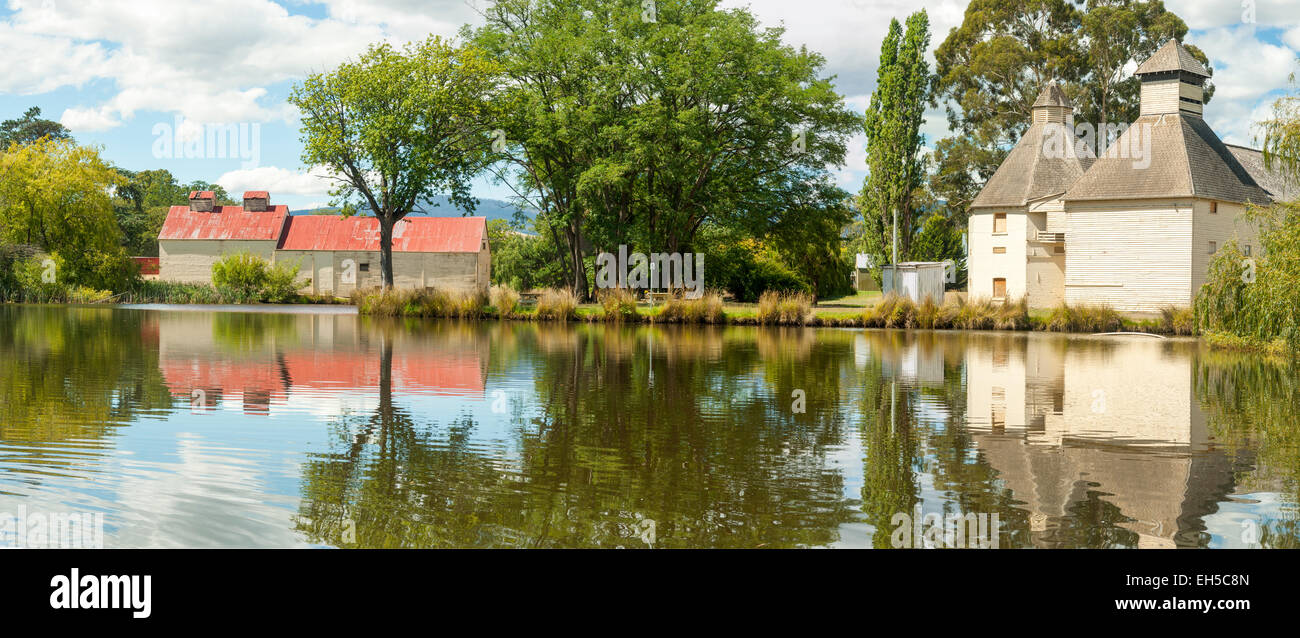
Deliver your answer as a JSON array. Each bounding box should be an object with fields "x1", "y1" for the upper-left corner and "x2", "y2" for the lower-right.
[
  {"x1": 242, "y1": 191, "x2": 270, "y2": 212},
  {"x1": 188, "y1": 191, "x2": 215, "y2": 212}
]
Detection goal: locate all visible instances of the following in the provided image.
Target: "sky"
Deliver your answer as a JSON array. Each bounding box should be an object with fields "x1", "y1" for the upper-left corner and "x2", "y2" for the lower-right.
[{"x1": 1, "y1": 0, "x2": 1297, "y2": 211}]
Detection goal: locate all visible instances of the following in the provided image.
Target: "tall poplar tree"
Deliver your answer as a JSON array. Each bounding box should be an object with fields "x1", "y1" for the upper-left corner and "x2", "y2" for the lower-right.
[{"x1": 861, "y1": 10, "x2": 931, "y2": 269}]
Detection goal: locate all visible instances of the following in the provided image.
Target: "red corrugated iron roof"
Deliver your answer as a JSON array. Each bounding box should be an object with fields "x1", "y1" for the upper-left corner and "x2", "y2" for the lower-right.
[
  {"x1": 188, "y1": 191, "x2": 215, "y2": 200},
  {"x1": 277, "y1": 215, "x2": 486, "y2": 253},
  {"x1": 158, "y1": 205, "x2": 291, "y2": 241},
  {"x1": 243, "y1": 191, "x2": 269, "y2": 199}
]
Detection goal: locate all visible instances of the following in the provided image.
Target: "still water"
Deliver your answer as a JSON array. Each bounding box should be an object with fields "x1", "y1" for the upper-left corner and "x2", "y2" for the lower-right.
[{"x1": 1, "y1": 304, "x2": 1297, "y2": 548}]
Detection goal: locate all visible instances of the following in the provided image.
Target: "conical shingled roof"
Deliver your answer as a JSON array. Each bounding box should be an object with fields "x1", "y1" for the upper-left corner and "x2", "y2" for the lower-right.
[
  {"x1": 1032, "y1": 81, "x2": 1073, "y2": 108},
  {"x1": 1134, "y1": 40, "x2": 1210, "y2": 78},
  {"x1": 970, "y1": 123, "x2": 1094, "y2": 209},
  {"x1": 1062, "y1": 113, "x2": 1273, "y2": 205}
]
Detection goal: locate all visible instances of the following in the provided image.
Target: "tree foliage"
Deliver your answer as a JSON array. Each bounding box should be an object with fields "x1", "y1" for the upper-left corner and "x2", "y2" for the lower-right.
[
  {"x1": 1259, "y1": 66, "x2": 1300, "y2": 187},
  {"x1": 0, "y1": 138, "x2": 136, "y2": 291},
  {"x1": 0, "y1": 107, "x2": 71, "y2": 147},
  {"x1": 289, "y1": 36, "x2": 503, "y2": 288},
  {"x1": 861, "y1": 11, "x2": 932, "y2": 268},
  {"x1": 467, "y1": 0, "x2": 859, "y2": 300}
]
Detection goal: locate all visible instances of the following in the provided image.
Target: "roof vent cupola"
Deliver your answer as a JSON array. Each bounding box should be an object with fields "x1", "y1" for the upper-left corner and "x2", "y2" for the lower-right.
[
  {"x1": 1031, "y1": 81, "x2": 1074, "y2": 126},
  {"x1": 243, "y1": 191, "x2": 270, "y2": 212},
  {"x1": 1134, "y1": 39, "x2": 1211, "y2": 118},
  {"x1": 188, "y1": 191, "x2": 215, "y2": 212}
]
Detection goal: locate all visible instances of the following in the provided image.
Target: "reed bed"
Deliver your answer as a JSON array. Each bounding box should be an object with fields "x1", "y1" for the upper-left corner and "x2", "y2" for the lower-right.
[
  {"x1": 491, "y1": 285, "x2": 521, "y2": 318},
  {"x1": 351, "y1": 287, "x2": 488, "y2": 319},
  {"x1": 654, "y1": 291, "x2": 726, "y2": 324},
  {"x1": 535, "y1": 288, "x2": 578, "y2": 321},
  {"x1": 756, "y1": 290, "x2": 814, "y2": 326},
  {"x1": 598, "y1": 288, "x2": 640, "y2": 322}
]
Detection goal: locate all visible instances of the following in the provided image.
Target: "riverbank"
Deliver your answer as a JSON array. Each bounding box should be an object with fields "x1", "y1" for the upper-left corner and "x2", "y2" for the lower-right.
[{"x1": 351, "y1": 286, "x2": 1202, "y2": 335}]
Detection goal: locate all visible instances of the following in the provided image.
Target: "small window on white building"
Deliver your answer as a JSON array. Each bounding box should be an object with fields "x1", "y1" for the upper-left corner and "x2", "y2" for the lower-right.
[
  {"x1": 993, "y1": 246, "x2": 1006, "y2": 254},
  {"x1": 993, "y1": 213, "x2": 1007, "y2": 234},
  {"x1": 1210, "y1": 201, "x2": 1218, "y2": 214},
  {"x1": 1208, "y1": 241, "x2": 1217, "y2": 254}
]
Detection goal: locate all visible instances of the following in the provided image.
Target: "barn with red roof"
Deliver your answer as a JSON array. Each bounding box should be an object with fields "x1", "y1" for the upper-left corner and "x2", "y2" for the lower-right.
[{"x1": 157, "y1": 190, "x2": 490, "y2": 294}]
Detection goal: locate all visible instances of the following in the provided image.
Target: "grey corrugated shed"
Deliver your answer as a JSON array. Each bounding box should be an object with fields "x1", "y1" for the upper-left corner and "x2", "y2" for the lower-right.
[
  {"x1": 1134, "y1": 39, "x2": 1211, "y2": 78},
  {"x1": 1062, "y1": 113, "x2": 1273, "y2": 205},
  {"x1": 970, "y1": 122, "x2": 1094, "y2": 209}
]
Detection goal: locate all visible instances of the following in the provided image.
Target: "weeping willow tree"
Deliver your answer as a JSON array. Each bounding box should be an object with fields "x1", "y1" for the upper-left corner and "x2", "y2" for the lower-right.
[
  {"x1": 1259, "y1": 68, "x2": 1300, "y2": 185},
  {"x1": 1193, "y1": 202, "x2": 1300, "y2": 352}
]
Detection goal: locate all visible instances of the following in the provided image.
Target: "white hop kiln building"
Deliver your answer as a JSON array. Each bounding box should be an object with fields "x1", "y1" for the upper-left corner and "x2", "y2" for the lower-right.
[{"x1": 968, "y1": 40, "x2": 1296, "y2": 312}]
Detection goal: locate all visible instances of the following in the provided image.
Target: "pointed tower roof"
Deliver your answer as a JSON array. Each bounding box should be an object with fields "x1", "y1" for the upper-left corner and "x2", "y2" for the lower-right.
[
  {"x1": 1031, "y1": 81, "x2": 1073, "y2": 109},
  {"x1": 970, "y1": 82, "x2": 1091, "y2": 209},
  {"x1": 1134, "y1": 40, "x2": 1210, "y2": 78}
]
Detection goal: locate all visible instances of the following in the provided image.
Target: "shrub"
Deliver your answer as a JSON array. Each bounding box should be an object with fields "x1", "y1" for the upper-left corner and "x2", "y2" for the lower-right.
[
  {"x1": 211, "y1": 253, "x2": 303, "y2": 303},
  {"x1": 491, "y1": 284, "x2": 521, "y2": 318},
  {"x1": 598, "y1": 288, "x2": 640, "y2": 322},
  {"x1": 536, "y1": 288, "x2": 577, "y2": 321}
]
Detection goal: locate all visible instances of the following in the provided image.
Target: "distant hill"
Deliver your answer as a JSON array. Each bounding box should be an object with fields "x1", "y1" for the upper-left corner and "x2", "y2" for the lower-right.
[{"x1": 292, "y1": 195, "x2": 536, "y2": 224}]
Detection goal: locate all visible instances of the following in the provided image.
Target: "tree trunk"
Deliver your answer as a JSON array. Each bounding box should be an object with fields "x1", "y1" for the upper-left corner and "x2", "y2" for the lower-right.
[
  {"x1": 566, "y1": 221, "x2": 589, "y2": 302},
  {"x1": 378, "y1": 215, "x2": 396, "y2": 289}
]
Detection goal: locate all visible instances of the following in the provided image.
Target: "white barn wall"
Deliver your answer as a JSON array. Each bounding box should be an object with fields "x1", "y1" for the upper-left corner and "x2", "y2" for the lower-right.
[
  {"x1": 1064, "y1": 201, "x2": 1193, "y2": 310},
  {"x1": 1190, "y1": 200, "x2": 1261, "y2": 295},
  {"x1": 159, "y1": 239, "x2": 278, "y2": 283}
]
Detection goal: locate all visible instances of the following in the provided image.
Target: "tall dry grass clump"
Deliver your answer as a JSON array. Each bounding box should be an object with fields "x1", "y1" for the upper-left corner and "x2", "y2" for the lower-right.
[
  {"x1": 352, "y1": 287, "x2": 486, "y2": 318},
  {"x1": 536, "y1": 287, "x2": 578, "y2": 321},
  {"x1": 491, "y1": 284, "x2": 521, "y2": 318},
  {"x1": 1042, "y1": 301, "x2": 1121, "y2": 332},
  {"x1": 757, "y1": 290, "x2": 813, "y2": 325},
  {"x1": 598, "y1": 288, "x2": 640, "y2": 322},
  {"x1": 656, "y1": 291, "x2": 726, "y2": 324},
  {"x1": 1160, "y1": 305, "x2": 1196, "y2": 335}
]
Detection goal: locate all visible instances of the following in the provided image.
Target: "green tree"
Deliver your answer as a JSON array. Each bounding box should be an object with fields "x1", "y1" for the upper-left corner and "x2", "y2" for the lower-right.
[
  {"x1": 861, "y1": 11, "x2": 932, "y2": 267},
  {"x1": 910, "y1": 213, "x2": 967, "y2": 287},
  {"x1": 289, "y1": 36, "x2": 503, "y2": 288},
  {"x1": 1077, "y1": 1, "x2": 1211, "y2": 132},
  {"x1": 486, "y1": 218, "x2": 568, "y2": 291},
  {"x1": 0, "y1": 138, "x2": 136, "y2": 291},
  {"x1": 467, "y1": 0, "x2": 858, "y2": 300},
  {"x1": 0, "y1": 107, "x2": 72, "y2": 147}
]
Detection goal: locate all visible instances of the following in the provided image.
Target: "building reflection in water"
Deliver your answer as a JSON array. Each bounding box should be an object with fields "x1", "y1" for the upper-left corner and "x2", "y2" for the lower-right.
[
  {"x1": 958, "y1": 332, "x2": 1240, "y2": 548},
  {"x1": 151, "y1": 311, "x2": 488, "y2": 415}
]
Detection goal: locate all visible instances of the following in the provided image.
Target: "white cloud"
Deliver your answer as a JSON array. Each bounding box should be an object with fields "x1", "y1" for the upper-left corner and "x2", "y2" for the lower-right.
[
  {"x1": 4, "y1": 0, "x2": 397, "y2": 129},
  {"x1": 1163, "y1": 0, "x2": 1300, "y2": 29},
  {"x1": 217, "y1": 165, "x2": 338, "y2": 200},
  {"x1": 59, "y1": 105, "x2": 121, "y2": 132},
  {"x1": 1193, "y1": 25, "x2": 1296, "y2": 103}
]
